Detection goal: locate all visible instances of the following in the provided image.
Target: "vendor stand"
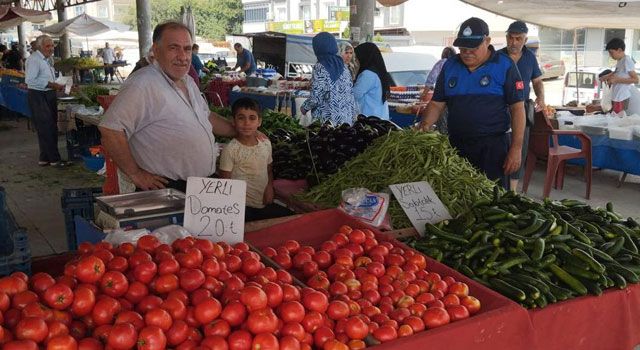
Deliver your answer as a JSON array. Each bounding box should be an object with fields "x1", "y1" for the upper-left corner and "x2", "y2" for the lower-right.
[{"x1": 0, "y1": 69, "x2": 30, "y2": 119}]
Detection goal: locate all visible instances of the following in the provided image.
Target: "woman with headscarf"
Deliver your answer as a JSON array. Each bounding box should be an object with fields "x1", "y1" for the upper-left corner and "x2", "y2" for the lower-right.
[
  {"x1": 353, "y1": 42, "x2": 391, "y2": 120},
  {"x1": 301, "y1": 32, "x2": 357, "y2": 125},
  {"x1": 338, "y1": 41, "x2": 357, "y2": 81}
]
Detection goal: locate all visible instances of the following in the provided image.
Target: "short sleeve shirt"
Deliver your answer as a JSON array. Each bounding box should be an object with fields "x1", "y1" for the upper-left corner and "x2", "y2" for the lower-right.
[
  {"x1": 611, "y1": 55, "x2": 636, "y2": 102},
  {"x1": 99, "y1": 63, "x2": 216, "y2": 181},
  {"x1": 219, "y1": 139, "x2": 272, "y2": 209},
  {"x1": 237, "y1": 49, "x2": 256, "y2": 75},
  {"x1": 499, "y1": 45, "x2": 541, "y2": 101},
  {"x1": 433, "y1": 46, "x2": 525, "y2": 138}
]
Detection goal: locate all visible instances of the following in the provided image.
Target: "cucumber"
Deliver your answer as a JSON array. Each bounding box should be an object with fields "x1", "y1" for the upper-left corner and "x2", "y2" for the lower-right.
[
  {"x1": 548, "y1": 234, "x2": 573, "y2": 243},
  {"x1": 509, "y1": 273, "x2": 551, "y2": 294},
  {"x1": 567, "y1": 240, "x2": 614, "y2": 262},
  {"x1": 495, "y1": 256, "x2": 530, "y2": 272},
  {"x1": 604, "y1": 236, "x2": 625, "y2": 257},
  {"x1": 517, "y1": 219, "x2": 545, "y2": 236},
  {"x1": 566, "y1": 221, "x2": 592, "y2": 244},
  {"x1": 489, "y1": 278, "x2": 527, "y2": 301},
  {"x1": 547, "y1": 283, "x2": 574, "y2": 301},
  {"x1": 425, "y1": 224, "x2": 469, "y2": 244},
  {"x1": 548, "y1": 263, "x2": 588, "y2": 296},
  {"x1": 502, "y1": 277, "x2": 541, "y2": 300},
  {"x1": 534, "y1": 294, "x2": 548, "y2": 308},
  {"x1": 577, "y1": 277, "x2": 603, "y2": 296},
  {"x1": 562, "y1": 264, "x2": 601, "y2": 281},
  {"x1": 531, "y1": 238, "x2": 545, "y2": 261},
  {"x1": 604, "y1": 263, "x2": 640, "y2": 283},
  {"x1": 610, "y1": 273, "x2": 628, "y2": 289},
  {"x1": 572, "y1": 248, "x2": 606, "y2": 274},
  {"x1": 464, "y1": 244, "x2": 492, "y2": 259}
]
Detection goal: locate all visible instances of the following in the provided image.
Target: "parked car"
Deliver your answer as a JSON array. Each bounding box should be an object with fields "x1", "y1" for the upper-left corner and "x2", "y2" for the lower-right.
[
  {"x1": 562, "y1": 68, "x2": 603, "y2": 106},
  {"x1": 381, "y1": 52, "x2": 437, "y2": 86},
  {"x1": 539, "y1": 55, "x2": 565, "y2": 80}
]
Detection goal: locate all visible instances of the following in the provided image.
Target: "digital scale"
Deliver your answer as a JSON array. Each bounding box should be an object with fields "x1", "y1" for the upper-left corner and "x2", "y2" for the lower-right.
[{"x1": 95, "y1": 189, "x2": 186, "y2": 231}]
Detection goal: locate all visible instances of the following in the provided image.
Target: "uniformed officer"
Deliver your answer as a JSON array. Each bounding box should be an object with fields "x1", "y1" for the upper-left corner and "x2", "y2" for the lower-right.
[
  {"x1": 419, "y1": 17, "x2": 526, "y2": 188},
  {"x1": 499, "y1": 20, "x2": 546, "y2": 191}
]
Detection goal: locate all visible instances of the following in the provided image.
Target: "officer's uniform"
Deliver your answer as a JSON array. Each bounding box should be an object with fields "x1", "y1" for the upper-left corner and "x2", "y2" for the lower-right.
[{"x1": 432, "y1": 46, "x2": 525, "y2": 187}]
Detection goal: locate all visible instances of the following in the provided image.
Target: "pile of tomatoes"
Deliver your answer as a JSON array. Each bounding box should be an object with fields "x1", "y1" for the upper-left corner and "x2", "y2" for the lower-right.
[
  {"x1": 264, "y1": 226, "x2": 482, "y2": 344},
  {"x1": 0, "y1": 236, "x2": 361, "y2": 350}
]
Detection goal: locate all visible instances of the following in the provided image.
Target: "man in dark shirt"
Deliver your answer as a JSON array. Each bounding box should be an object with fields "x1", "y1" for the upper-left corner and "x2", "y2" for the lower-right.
[
  {"x1": 499, "y1": 21, "x2": 546, "y2": 191},
  {"x1": 233, "y1": 43, "x2": 256, "y2": 75},
  {"x1": 420, "y1": 17, "x2": 526, "y2": 188},
  {"x1": 2, "y1": 43, "x2": 24, "y2": 70}
]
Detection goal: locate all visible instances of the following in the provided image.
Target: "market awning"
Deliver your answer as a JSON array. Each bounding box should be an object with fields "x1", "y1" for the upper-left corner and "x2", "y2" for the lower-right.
[
  {"x1": 39, "y1": 13, "x2": 129, "y2": 36},
  {"x1": 459, "y1": 0, "x2": 640, "y2": 30},
  {"x1": 0, "y1": 5, "x2": 51, "y2": 29}
]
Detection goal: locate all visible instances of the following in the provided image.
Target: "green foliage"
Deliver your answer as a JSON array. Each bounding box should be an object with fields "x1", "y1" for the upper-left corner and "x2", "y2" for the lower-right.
[{"x1": 123, "y1": 0, "x2": 243, "y2": 40}]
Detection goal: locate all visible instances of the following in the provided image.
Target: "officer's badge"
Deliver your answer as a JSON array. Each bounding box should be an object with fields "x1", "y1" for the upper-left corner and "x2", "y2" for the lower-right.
[
  {"x1": 479, "y1": 75, "x2": 490, "y2": 87},
  {"x1": 448, "y1": 77, "x2": 457, "y2": 88},
  {"x1": 462, "y1": 26, "x2": 472, "y2": 37}
]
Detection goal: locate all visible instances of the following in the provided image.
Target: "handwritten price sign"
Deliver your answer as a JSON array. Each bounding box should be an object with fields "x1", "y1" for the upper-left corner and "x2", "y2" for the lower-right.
[
  {"x1": 184, "y1": 177, "x2": 246, "y2": 244},
  {"x1": 389, "y1": 181, "x2": 451, "y2": 236}
]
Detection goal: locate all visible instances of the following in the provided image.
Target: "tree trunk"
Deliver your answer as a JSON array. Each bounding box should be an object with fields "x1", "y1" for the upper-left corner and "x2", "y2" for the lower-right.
[{"x1": 136, "y1": 0, "x2": 152, "y2": 59}]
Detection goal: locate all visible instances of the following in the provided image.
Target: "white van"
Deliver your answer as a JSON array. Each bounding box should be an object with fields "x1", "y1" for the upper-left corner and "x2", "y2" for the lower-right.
[
  {"x1": 381, "y1": 52, "x2": 437, "y2": 86},
  {"x1": 562, "y1": 68, "x2": 603, "y2": 106}
]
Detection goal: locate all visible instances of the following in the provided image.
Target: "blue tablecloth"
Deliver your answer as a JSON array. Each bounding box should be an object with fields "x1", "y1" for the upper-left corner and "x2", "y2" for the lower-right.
[
  {"x1": 559, "y1": 134, "x2": 640, "y2": 176},
  {"x1": 0, "y1": 84, "x2": 30, "y2": 118},
  {"x1": 389, "y1": 107, "x2": 418, "y2": 128}
]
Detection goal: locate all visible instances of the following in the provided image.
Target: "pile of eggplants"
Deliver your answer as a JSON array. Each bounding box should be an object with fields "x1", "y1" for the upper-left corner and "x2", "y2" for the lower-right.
[{"x1": 271, "y1": 115, "x2": 400, "y2": 181}]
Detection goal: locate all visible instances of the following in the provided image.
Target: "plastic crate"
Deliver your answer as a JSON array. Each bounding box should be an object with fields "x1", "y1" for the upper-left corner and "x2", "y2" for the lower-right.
[
  {"x1": 0, "y1": 186, "x2": 19, "y2": 256},
  {"x1": 62, "y1": 187, "x2": 101, "y2": 251},
  {"x1": 0, "y1": 229, "x2": 32, "y2": 276}
]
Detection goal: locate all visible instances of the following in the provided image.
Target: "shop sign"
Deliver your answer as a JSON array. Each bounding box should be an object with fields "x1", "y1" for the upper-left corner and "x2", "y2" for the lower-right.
[
  {"x1": 329, "y1": 6, "x2": 350, "y2": 21},
  {"x1": 389, "y1": 181, "x2": 451, "y2": 236},
  {"x1": 267, "y1": 19, "x2": 346, "y2": 34}
]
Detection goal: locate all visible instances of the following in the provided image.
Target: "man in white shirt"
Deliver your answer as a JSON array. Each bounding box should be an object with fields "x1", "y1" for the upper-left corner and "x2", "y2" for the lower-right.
[
  {"x1": 601, "y1": 38, "x2": 639, "y2": 114},
  {"x1": 25, "y1": 35, "x2": 68, "y2": 167},
  {"x1": 101, "y1": 42, "x2": 116, "y2": 83},
  {"x1": 99, "y1": 22, "x2": 237, "y2": 192}
]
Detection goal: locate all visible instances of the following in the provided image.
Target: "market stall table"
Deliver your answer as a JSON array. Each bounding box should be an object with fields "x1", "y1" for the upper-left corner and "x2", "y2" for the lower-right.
[
  {"x1": 389, "y1": 106, "x2": 418, "y2": 128},
  {"x1": 558, "y1": 134, "x2": 640, "y2": 176},
  {"x1": 229, "y1": 89, "x2": 298, "y2": 113},
  {"x1": 0, "y1": 83, "x2": 30, "y2": 118},
  {"x1": 205, "y1": 79, "x2": 245, "y2": 106}
]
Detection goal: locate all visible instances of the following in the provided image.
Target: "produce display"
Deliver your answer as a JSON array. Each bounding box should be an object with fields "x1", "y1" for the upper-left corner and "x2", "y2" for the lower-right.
[
  {"x1": 271, "y1": 116, "x2": 400, "y2": 181},
  {"x1": 0, "y1": 68, "x2": 24, "y2": 78},
  {"x1": 263, "y1": 225, "x2": 482, "y2": 345},
  {"x1": 299, "y1": 131, "x2": 496, "y2": 228},
  {"x1": 405, "y1": 189, "x2": 640, "y2": 308},
  {"x1": 73, "y1": 85, "x2": 110, "y2": 107},
  {"x1": 55, "y1": 57, "x2": 103, "y2": 72}
]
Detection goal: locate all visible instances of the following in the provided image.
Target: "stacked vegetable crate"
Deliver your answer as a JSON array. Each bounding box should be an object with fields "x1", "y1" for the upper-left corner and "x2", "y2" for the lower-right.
[
  {"x1": 0, "y1": 187, "x2": 31, "y2": 276},
  {"x1": 61, "y1": 187, "x2": 102, "y2": 251}
]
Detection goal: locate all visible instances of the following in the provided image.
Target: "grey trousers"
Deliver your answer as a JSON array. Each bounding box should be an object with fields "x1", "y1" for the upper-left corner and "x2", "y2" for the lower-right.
[{"x1": 27, "y1": 89, "x2": 61, "y2": 163}]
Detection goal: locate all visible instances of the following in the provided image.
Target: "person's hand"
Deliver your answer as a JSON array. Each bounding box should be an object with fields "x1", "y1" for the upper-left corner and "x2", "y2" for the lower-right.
[
  {"x1": 129, "y1": 169, "x2": 169, "y2": 190},
  {"x1": 256, "y1": 130, "x2": 269, "y2": 142},
  {"x1": 203, "y1": 67, "x2": 210, "y2": 73},
  {"x1": 535, "y1": 97, "x2": 546, "y2": 113},
  {"x1": 503, "y1": 145, "x2": 522, "y2": 175},
  {"x1": 263, "y1": 184, "x2": 274, "y2": 205},
  {"x1": 607, "y1": 75, "x2": 619, "y2": 84}
]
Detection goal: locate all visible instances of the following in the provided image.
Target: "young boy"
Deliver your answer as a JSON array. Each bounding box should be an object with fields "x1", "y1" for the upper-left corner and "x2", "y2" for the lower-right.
[
  {"x1": 219, "y1": 98, "x2": 293, "y2": 222},
  {"x1": 601, "y1": 38, "x2": 639, "y2": 114}
]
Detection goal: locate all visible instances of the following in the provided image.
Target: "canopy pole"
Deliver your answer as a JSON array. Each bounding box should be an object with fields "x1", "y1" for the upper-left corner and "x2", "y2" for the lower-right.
[
  {"x1": 56, "y1": 0, "x2": 70, "y2": 59},
  {"x1": 136, "y1": 0, "x2": 152, "y2": 60},
  {"x1": 14, "y1": 0, "x2": 27, "y2": 58},
  {"x1": 573, "y1": 29, "x2": 579, "y2": 106},
  {"x1": 349, "y1": 0, "x2": 374, "y2": 44}
]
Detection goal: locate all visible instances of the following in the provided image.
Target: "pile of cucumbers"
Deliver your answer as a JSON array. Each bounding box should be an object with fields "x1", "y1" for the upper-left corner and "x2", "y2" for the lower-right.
[{"x1": 405, "y1": 187, "x2": 640, "y2": 308}]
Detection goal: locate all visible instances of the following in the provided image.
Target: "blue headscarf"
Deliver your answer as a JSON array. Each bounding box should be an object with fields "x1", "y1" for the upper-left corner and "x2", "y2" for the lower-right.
[{"x1": 312, "y1": 32, "x2": 344, "y2": 82}]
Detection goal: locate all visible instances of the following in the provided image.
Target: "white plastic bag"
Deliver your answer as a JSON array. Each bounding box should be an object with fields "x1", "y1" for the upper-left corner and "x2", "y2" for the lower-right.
[
  {"x1": 601, "y1": 83, "x2": 612, "y2": 112},
  {"x1": 151, "y1": 225, "x2": 192, "y2": 244},
  {"x1": 103, "y1": 228, "x2": 150, "y2": 246},
  {"x1": 628, "y1": 86, "x2": 640, "y2": 116},
  {"x1": 338, "y1": 188, "x2": 390, "y2": 228}
]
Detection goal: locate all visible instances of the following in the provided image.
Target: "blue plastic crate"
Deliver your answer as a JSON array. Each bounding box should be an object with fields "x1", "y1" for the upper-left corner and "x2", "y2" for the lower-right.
[
  {"x1": 62, "y1": 187, "x2": 101, "y2": 251},
  {"x1": 61, "y1": 187, "x2": 102, "y2": 207},
  {"x1": 0, "y1": 229, "x2": 31, "y2": 277}
]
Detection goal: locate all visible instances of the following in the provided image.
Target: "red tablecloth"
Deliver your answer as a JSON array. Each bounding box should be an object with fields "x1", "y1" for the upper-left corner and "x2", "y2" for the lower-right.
[
  {"x1": 205, "y1": 79, "x2": 245, "y2": 107},
  {"x1": 529, "y1": 283, "x2": 640, "y2": 350},
  {"x1": 245, "y1": 209, "x2": 536, "y2": 350}
]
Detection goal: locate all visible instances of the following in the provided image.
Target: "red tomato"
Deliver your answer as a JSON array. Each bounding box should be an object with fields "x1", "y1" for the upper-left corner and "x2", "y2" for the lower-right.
[
  {"x1": 221, "y1": 300, "x2": 247, "y2": 327},
  {"x1": 246, "y1": 308, "x2": 279, "y2": 335},
  {"x1": 201, "y1": 258, "x2": 222, "y2": 277},
  {"x1": 154, "y1": 273, "x2": 179, "y2": 294},
  {"x1": 92, "y1": 296, "x2": 121, "y2": 326},
  {"x1": 75, "y1": 256, "x2": 106, "y2": 284},
  {"x1": 284, "y1": 240, "x2": 301, "y2": 253},
  {"x1": 21, "y1": 301, "x2": 52, "y2": 320},
  {"x1": 201, "y1": 335, "x2": 229, "y2": 350},
  {"x1": 280, "y1": 322, "x2": 306, "y2": 342},
  {"x1": 114, "y1": 310, "x2": 144, "y2": 331},
  {"x1": 99, "y1": 271, "x2": 128, "y2": 298},
  {"x1": 136, "y1": 295, "x2": 163, "y2": 314},
  {"x1": 398, "y1": 324, "x2": 414, "y2": 337},
  {"x1": 106, "y1": 256, "x2": 128, "y2": 272},
  {"x1": 241, "y1": 257, "x2": 263, "y2": 277},
  {"x1": 204, "y1": 319, "x2": 231, "y2": 338},
  {"x1": 347, "y1": 339, "x2": 366, "y2": 350},
  {"x1": 3, "y1": 340, "x2": 39, "y2": 350},
  {"x1": 300, "y1": 311, "x2": 324, "y2": 333},
  {"x1": 44, "y1": 320, "x2": 69, "y2": 344},
  {"x1": 302, "y1": 291, "x2": 328, "y2": 313},
  {"x1": 262, "y1": 282, "x2": 283, "y2": 308},
  {"x1": 282, "y1": 284, "x2": 301, "y2": 303},
  {"x1": 15, "y1": 316, "x2": 48, "y2": 343},
  {"x1": 145, "y1": 308, "x2": 173, "y2": 331},
  {"x1": 70, "y1": 286, "x2": 95, "y2": 317},
  {"x1": 133, "y1": 261, "x2": 158, "y2": 284},
  {"x1": 252, "y1": 332, "x2": 279, "y2": 350},
  {"x1": 239, "y1": 286, "x2": 268, "y2": 312},
  {"x1": 137, "y1": 235, "x2": 161, "y2": 252},
  {"x1": 178, "y1": 269, "x2": 206, "y2": 292},
  {"x1": 194, "y1": 297, "x2": 222, "y2": 325},
  {"x1": 46, "y1": 334, "x2": 77, "y2": 350},
  {"x1": 279, "y1": 301, "x2": 305, "y2": 323},
  {"x1": 158, "y1": 258, "x2": 179, "y2": 275},
  {"x1": 123, "y1": 281, "x2": 148, "y2": 305},
  {"x1": 372, "y1": 325, "x2": 397, "y2": 343},
  {"x1": 446, "y1": 304, "x2": 470, "y2": 322},
  {"x1": 43, "y1": 284, "x2": 74, "y2": 311},
  {"x1": 313, "y1": 326, "x2": 335, "y2": 349},
  {"x1": 344, "y1": 317, "x2": 368, "y2": 340},
  {"x1": 176, "y1": 248, "x2": 203, "y2": 269},
  {"x1": 107, "y1": 323, "x2": 137, "y2": 350},
  {"x1": 422, "y1": 307, "x2": 450, "y2": 329},
  {"x1": 449, "y1": 282, "x2": 470, "y2": 298},
  {"x1": 137, "y1": 326, "x2": 167, "y2": 350},
  {"x1": 68, "y1": 320, "x2": 87, "y2": 340},
  {"x1": 273, "y1": 254, "x2": 292, "y2": 270},
  {"x1": 224, "y1": 255, "x2": 243, "y2": 272},
  {"x1": 11, "y1": 290, "x2": 38, "y2": 310},
  {"x1": 460, "y1": 295, "x2": 481, "y2": 315},
  {"x1": 227, "y1": 330, "x2": 252, "y2": 350},
  {"x1": 161, "y1": 298, "x2": 187, "y2": 320},
  {"x1": 77, "y1": 337, "x2": 102, "y2": 350},
  {"x1": 442, "y1": 294, "x2": 460, "y2": 307},
  {"x1": 280, "y1": 335, "x2": 301, "y2": 350},
  {"x1": 403, "y1": 315, "x2": 425, "y2": 332},
  {"x1": 166, "y1": 319, "x2": 189, "y2": 346},
  {"x1": 29, "y1": 273, "x2": 56, "y2": 296},
  {"x1": 306, "y1": 275, "x2": 330, "y2": 291},
  {"x1": 326, "y1": 301, "x2": 349, "y2": 321}
]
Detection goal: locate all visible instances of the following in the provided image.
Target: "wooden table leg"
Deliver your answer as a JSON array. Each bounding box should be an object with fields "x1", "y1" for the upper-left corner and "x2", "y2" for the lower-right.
[{"x1": 617, "y1": 172, "x2": 628, "y2": 188}]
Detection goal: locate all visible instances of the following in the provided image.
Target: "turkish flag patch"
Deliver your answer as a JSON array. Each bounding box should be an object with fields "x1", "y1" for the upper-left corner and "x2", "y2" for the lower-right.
[{"x1": 516, "y1": 81, "x2": 524, "y2": 90}]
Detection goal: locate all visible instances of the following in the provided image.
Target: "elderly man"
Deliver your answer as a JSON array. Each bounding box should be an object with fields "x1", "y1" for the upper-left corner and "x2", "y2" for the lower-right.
[
  {"x1": 99, "y1": 21, "x2": 237, "y2": 192},
  {"x1": 499, "y1": 21, "x2": 546, "y2": 191},
  {"x1": 25, "y1": 35, "x2": 69, "y2": 167},
  {"x1": 101, "y1": 42, "x2": 116, "y2": 83},
  {"x1": 232, "y1": 43, "x2": 256, "y2": 75},
  {"x1": 420, "y1": 17, "x2": 526, "y2": 188}
]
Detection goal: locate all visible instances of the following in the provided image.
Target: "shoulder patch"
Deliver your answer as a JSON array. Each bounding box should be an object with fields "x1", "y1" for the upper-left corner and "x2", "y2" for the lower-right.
[{"x1": 516, "y1": 81, "x2": 524, "y2": 90}]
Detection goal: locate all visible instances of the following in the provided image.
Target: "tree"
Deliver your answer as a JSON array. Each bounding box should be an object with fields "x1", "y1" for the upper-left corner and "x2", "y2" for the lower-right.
[{"x1": 123, "y1": 0, "x2": 243, "y2": 41}]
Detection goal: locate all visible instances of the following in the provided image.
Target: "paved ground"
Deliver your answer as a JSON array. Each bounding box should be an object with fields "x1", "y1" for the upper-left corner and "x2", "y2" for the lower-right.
[{"x1": 1, "y1": 106, "x2": 639, "y2": 257}]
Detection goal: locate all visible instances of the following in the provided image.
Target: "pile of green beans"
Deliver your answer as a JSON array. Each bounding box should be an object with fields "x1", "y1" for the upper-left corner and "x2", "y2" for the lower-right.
[{"x1": 298, "y1": 131, "x2": 496, "y2": 228}]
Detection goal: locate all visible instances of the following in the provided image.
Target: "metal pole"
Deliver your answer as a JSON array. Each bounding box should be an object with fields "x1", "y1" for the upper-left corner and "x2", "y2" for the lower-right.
[
  {"x1": 573, "y1": 29, "x2": 579, "y2": 105},
  {"x1": 136, "y1": 0, "x2": 152, "y2": 59},
  {"x1": 14, "y1": 0, "x2": 26, "y2": 58},
  {"x1": 56, "y1": 0, "x2": 70, "y2": 58},
  {"x1": 349, "y1": 0, "x2": 374, "y2": 45}
]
